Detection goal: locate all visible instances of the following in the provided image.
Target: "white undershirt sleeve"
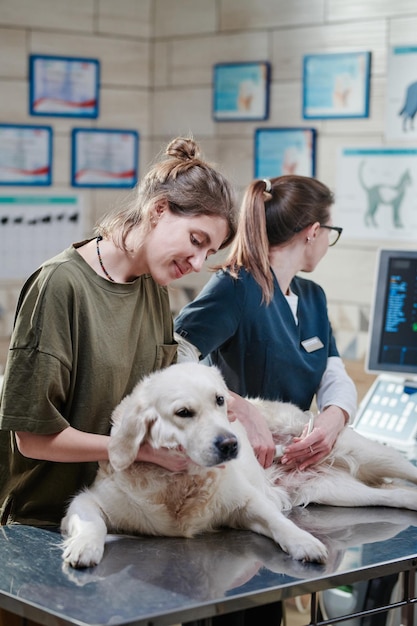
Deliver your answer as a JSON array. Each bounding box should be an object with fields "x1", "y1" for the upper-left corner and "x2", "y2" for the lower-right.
[
  {"x1": 316, "y1": 356, "x2": 358, "y2": 423},
  {"x1": 174, "y1": 333, "x2": 201, "y2": 363}
]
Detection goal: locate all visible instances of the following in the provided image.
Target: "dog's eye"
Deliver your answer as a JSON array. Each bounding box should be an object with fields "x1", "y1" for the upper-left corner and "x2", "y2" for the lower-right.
[
  {"x1": 175, "y1": 408, "x2": 195, "y2": 419},
  {"x1": 216, "y1": 395, "x2": 225, "y2": 406}
]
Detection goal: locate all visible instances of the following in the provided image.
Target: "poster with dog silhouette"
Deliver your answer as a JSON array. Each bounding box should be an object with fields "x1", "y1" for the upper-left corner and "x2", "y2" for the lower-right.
[
  {"x1": 336, "y1": 147, "x2": 417, "y2": 240},
  {"x1": 386, "y1": 46, "x2": 417, "y2": 140}
]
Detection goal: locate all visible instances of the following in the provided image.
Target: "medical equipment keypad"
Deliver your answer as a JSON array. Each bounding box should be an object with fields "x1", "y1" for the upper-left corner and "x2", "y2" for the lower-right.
[{"x1": 353, "y1": 375, "x2": 417, "y2": 449}]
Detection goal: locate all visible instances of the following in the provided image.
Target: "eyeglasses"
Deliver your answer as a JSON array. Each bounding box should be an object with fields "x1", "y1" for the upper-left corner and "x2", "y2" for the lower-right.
[{"x1": 320, "y1": 225, "x2": 343, "y2": 247}]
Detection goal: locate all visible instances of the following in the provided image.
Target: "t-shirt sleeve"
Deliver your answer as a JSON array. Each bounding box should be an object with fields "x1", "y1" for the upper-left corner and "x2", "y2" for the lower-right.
[
  {"x1": 174, "y1": 270, "x2": 243, "y2": 359},
  {"x1": 0, "y1": 348, "x2": 70, "y2": 433},
  {"x1": 0, "y1": 267, "x2": 72, "y2": 434}
]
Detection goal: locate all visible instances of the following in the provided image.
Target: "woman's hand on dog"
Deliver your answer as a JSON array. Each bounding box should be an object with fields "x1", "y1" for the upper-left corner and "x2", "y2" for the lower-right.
[
  {"x1": 228, "y1": 393, "x2": 276, "y2": 468},
  {"x1": 281, "y1": 406, "x2": 347, "y2": 470},
  {"x1": 137, "y1": 442, "x2": 193, "y2": 472}
]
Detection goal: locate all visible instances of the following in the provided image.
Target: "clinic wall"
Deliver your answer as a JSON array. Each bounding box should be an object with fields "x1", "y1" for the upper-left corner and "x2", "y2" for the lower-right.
[
  {"x1": 0, "y1": 0, "x2": 154, "y2": 365},
  {"x1": 1, "y1": 0, "x2": 417, "y2": 370},
  {"x1": 151, "y1": 0, "x2": 417, "y2": 365}
]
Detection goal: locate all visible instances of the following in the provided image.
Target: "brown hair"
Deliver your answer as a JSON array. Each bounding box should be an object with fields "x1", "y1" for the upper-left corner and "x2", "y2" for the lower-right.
[
  {"x1": 224, "y1": 175, "x2": 334, "y2": 303},
  {"x1": 96, "y1": 137, "x2": 237, "y2": 250}
]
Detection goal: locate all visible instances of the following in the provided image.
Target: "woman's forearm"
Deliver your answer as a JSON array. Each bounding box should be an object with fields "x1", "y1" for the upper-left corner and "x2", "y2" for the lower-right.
[{"x1": 15, "y1": 427, "x2": 110, "y2": 462}]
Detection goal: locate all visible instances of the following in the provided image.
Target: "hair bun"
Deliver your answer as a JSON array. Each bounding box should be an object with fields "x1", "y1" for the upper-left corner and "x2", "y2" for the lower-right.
[{"x1": 166, "y1": 137, "x2": 201, "y2": 161}]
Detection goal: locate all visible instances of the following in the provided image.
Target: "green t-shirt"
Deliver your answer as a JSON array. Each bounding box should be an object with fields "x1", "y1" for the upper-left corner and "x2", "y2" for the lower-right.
[{"x1": 0, "y1": 243, "x2": 177, "y2": 526}]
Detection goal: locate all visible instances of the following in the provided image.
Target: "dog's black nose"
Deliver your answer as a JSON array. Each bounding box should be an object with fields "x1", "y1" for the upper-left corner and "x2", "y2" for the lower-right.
[{"x1": 215, "y1": 434, "x2": 239, "y2": 462}]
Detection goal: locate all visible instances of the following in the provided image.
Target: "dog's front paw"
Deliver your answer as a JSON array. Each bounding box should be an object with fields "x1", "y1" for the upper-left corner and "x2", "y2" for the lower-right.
[
  {"x1": 281, "y1": 530, "x2": 328, "y2": 564},
  {"x1": 62, "y1": 535, "x2": 105, "y2": 569}
]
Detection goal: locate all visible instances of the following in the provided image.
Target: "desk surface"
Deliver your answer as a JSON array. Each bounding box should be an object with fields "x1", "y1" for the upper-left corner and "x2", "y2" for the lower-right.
[{"x1": 1, "y1": 506, "x2": 417, "y2": 626}]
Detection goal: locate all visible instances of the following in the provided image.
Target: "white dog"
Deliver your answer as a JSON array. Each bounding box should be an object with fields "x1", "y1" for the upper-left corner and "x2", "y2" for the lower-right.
[{"x1": 61, "y1": 363, "x2": 417, "y2": 568}]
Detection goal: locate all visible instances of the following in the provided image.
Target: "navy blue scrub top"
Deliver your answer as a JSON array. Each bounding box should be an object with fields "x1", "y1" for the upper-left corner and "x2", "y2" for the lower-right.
[{"x1": 175, "y1": 268, "x2": 339, "y2": 411}]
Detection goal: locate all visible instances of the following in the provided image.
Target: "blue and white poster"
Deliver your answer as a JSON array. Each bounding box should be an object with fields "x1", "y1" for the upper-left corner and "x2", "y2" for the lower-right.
[
  {"x1": 336, "y1": 147, "x2": 417, "y2": 240},
  {"x1": 0, "y1": 124, "x2": 52, "y2": 186},
  {"x1": 386, "y1": 46, "x2": 417, "y2": 141},
  {"x1": 303, "y1": 52, "x2": 371, "y2": 119},
  {"x1": 255, "y1": 128, "x2": 316, "y2": 179},
  {"x1": 30, "y1": 55, "x2": 99, "y2": 118},
  {"x1": 71, "y1": 129, "x2": 139, "y2": 188},
  {"x1": 213, "y1": 62, "x2": 270, "y2": 121}
]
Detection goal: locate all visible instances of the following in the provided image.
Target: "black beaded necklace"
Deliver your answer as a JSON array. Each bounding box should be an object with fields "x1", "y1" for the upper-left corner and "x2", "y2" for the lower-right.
[{"x1": 96, "y1": 236, "x2": 115, "y2": 282}]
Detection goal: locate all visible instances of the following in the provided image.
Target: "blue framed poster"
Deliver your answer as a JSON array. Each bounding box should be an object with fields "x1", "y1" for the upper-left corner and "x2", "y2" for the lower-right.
[
  {"x1": 303, "y1": 51, "x2": 371, "y2": 119},
  {"x1": 0, "y1": 124, "x2": 52, "y2": 186},
  {"x1": 29, "y1": 54, "x2": 100, "y2": 118},
  {"x1": 213, "y1": 61, "x2": 270, "y2": 121},
  {"x1": 255, "y1": 128, "x2": 316, "y2": 179},
  {"x1": 71, "y1": 128, "x2": 139, "y2": 188}
]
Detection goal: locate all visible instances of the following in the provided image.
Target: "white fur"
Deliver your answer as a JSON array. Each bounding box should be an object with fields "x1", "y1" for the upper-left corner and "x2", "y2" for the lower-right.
[{"x1": 61, "y1": 363, "x2": 417, "y2": 568}]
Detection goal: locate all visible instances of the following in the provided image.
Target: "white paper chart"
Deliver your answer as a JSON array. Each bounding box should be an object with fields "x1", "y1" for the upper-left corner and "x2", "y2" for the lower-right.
[{"x1": 0, "y1": 194, "x2": 84, "y2": 280}]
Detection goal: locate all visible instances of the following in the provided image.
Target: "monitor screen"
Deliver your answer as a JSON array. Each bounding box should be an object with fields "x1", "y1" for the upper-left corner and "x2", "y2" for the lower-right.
[{"x1": 367, "y1": 249, "x2": 417, "y2": 378}]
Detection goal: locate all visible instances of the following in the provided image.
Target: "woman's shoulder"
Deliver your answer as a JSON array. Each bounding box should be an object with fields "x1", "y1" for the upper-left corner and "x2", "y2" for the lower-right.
[{"x1": 292, "y1": 275, "x2": 327, "y2": 306}]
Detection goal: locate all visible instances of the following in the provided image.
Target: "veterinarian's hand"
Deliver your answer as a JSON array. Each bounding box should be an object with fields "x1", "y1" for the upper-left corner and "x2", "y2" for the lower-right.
[
  {"x1": 228, "y1": 393, "x2": 275, "y2": 468},
  {"x1": 137, "y1": 443, "x2": 192, "y2": 472},
  {"x1": 281, "y1": 406, "x2": 346, "y2": 471}
]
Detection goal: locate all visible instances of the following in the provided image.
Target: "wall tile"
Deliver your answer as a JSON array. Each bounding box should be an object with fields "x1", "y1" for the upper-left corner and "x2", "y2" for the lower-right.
[
  {"x1": 389, "y1": 16, "x2": 417, "y2": 43},
  {"x1": 0, "y1": 79, "x2": 31, "y2": 123},
  {"x1": 30, "y1": 32, "x2": 150, "y2": 88},
  {"x1": 53, "y1": 134, "x2": 71, "y2": 186},
  {"x1": 327, "y1": 0, "x2": 417, "y2": 21},
  {"x1": 97, "y1": 0, "x2": 153, "y2": 38},
  {"x1": 151, "y1": 87, "x2": 215, "y2": 136},
  {"x1": 215, "y1": 137, "x2": 253, "y2": 189},
  {"x1": 271, "y1": 20, "x2": 387, "y2": 81},
  {"x1": 154, "y1": 0, "x2": 216, "y2": 37},
  {"x1": 168, "y1": 32, "x2": 269, "y2": 86},
  {"x1": 99, "y1": 87, "x2": 150, "y2": 131},
  {"x1": 0, "y1": 0, "x2": 94, "y2": 32},
  {"x1": 153, "y1": 40, "x2": 170, "y2": 87},
  {"x1": 0, "y1": 28, "x2": 27, "y2": 79},
  {"x1": 309, "y1": 246, "x2": 378, "y2": 306},
  {"x1": 220, "y1": 0, "x2": 325, "y2": 30}
]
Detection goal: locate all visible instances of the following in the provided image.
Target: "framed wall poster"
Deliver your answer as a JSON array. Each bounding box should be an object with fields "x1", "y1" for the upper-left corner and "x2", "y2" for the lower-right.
[
  {"x1": 213, "y1": 61, "x2": 270, "y2": 121},
  {"x1": 0, "y1": 124, "x2": 52, "y2": 186},
  {"x1": 336, "y1": 147, "x2": 417, "y2": 240},
  {"x1": 29, "y1": 54, "x2": 100, "y2": 118},
  {"x1": 303, "y1": 51, "x2": 371, "y2": 119},
  {"x1": 71, "y1": 128, "x2": 139, "y2": 188},
  {"x1": 254, "y1": 128, "x2": 316, "y2": 179},
  {"x1": 386, "y1": 46, "x2": 417, "y2": 141}
]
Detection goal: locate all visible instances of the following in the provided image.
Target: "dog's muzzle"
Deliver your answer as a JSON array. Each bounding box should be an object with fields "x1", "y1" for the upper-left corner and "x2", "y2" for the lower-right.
[{"x1": 214, "y1": 433, "x2": 239, "y2": 463}]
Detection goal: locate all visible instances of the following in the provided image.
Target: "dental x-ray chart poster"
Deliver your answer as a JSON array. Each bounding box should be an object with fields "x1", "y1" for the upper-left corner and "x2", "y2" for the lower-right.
[
  {"x1": 386, "y1": 46, "x2": 417, "y2": 140},
  {"x1": 336, "y1": 147, "x2": 417, "y2": 240},
  {"x1": 0, "y1": 194, "x2": 84, "y2": 279}
]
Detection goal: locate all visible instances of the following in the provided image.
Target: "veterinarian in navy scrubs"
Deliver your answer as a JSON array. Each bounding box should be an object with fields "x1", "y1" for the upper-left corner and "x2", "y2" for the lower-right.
[
  {"x1": 175, "y1": 175, "x2": 357, "y2": 469},
  {"x1": 176, "y1": 175, "x2": 357, "y2": 626},
  {"x1": 0, "y1": 136, "x2": 237, "y2": 530}
]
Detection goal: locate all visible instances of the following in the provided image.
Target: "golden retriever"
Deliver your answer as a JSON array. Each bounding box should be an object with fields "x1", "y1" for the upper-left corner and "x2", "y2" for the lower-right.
[{"x1": 61, "y1": 363, "x2": 417, "y2": 568}]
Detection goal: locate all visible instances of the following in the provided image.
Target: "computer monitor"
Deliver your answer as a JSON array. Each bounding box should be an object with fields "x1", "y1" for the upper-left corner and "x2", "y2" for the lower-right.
[
  {"x1": 366, "y1": 248, "x2": 417, "y2": 380},
  {"x1": 354, "y1": 249, "x2": 417, "y2": 450}
]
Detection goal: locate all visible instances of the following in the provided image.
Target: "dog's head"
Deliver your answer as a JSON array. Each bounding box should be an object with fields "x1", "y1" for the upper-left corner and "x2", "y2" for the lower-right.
[{"x1": 108, "y1": 363, "x2": 239, "y2": 471}]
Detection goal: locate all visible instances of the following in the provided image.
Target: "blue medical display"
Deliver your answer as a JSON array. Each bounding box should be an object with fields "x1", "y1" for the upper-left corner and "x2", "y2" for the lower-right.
[
  {"x1": 354, "y1": 249, "x2": 417, "y2": 449},
  {"x1": 368, "y1": 249, "x2": 417, "y2": 377}
]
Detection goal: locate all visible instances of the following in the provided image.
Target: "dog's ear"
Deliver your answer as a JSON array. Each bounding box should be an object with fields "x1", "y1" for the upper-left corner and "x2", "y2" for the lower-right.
[{"x1": 108, "y1": 396, "x2": 159, "y2": 471}]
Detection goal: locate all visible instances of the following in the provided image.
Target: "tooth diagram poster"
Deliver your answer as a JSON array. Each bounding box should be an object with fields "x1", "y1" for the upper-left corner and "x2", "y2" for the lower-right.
[{"x1": 0, "y1": 194, "x2": 84, "y2": 280}]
